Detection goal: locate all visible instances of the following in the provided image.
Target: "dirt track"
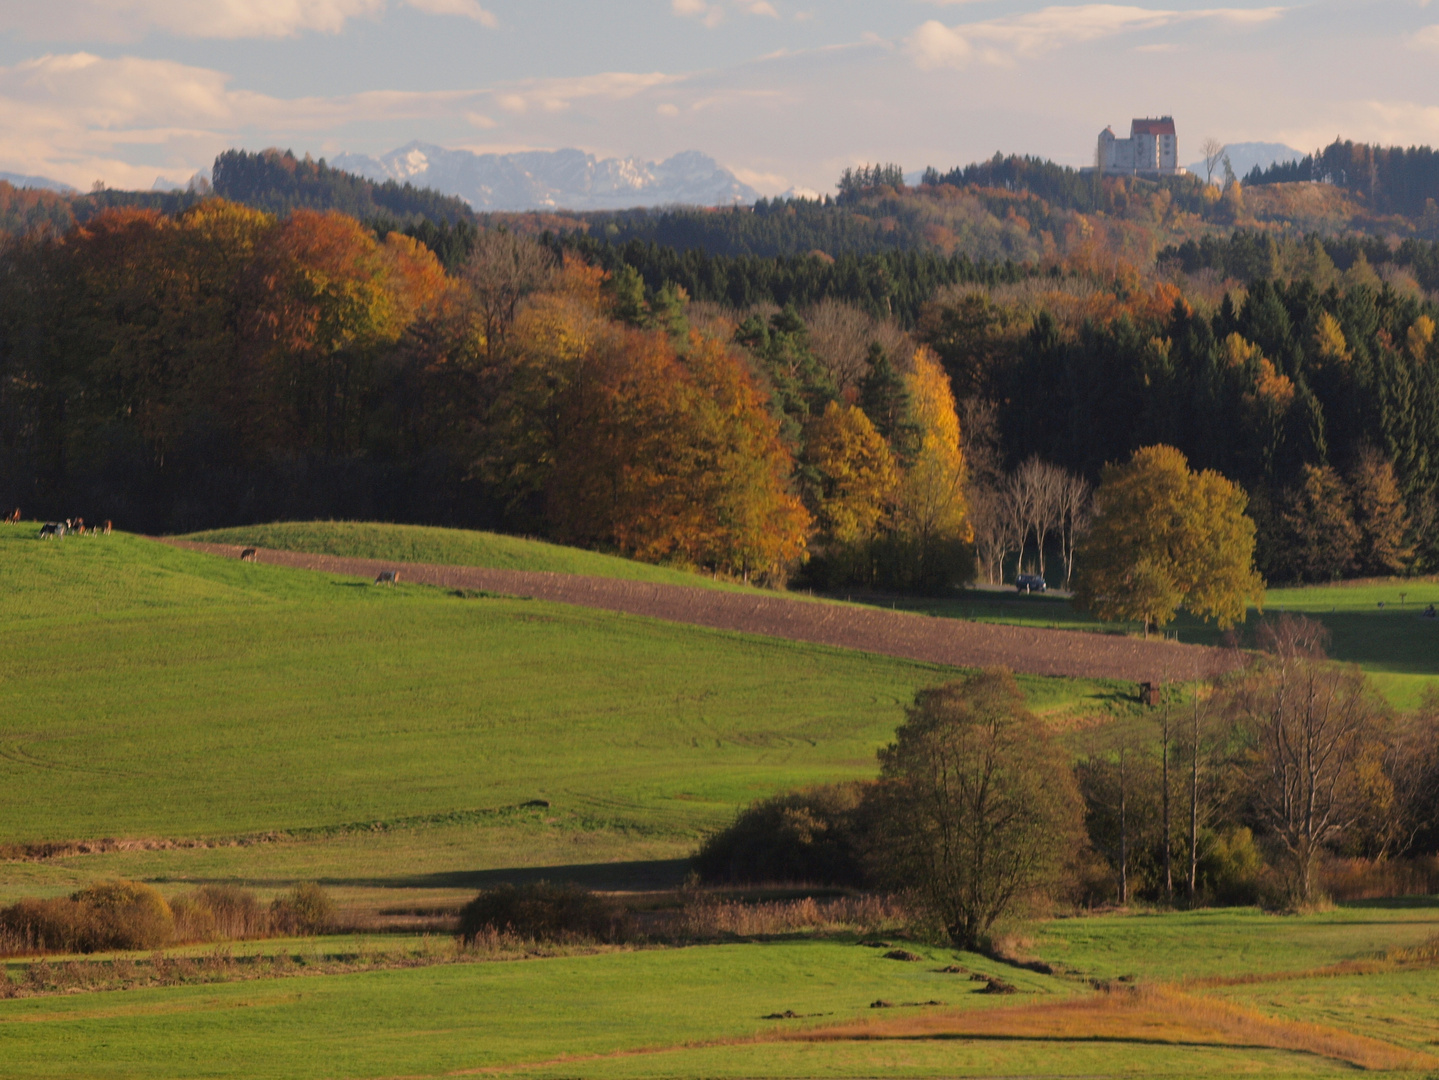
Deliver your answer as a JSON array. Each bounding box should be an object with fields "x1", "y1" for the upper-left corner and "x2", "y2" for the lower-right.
[{"x1": 163, "y1": 540, "x2": 1241, "y2": 683}]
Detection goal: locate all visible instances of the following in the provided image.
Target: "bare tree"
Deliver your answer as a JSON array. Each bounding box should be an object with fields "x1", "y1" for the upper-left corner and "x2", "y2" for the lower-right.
[
  {"x1": 1056, "y1": 470, "x2": 1092, "y2": 588},
  {"x1": 969, "y1": 485, "x2": 1011, "y2": 585},
  {"x1": 1003, "y1": 469, "x2": 1035, "y2": 577},
  {"x1": 1200, "y1": 137, "x2": 1227, "y2": 186},
  {"x1": 803, "y1": 300, "x2": 912, "y2": 392},
  {"x1": 1007, "y1": 457, "x2": 1068, "y2": 581},
  {"x1": 462, "y1": 230, "x2": 556, "y2": 360},
  {"x1": 1231, "y1": 616, "x2": 1386, "y2": 906}
]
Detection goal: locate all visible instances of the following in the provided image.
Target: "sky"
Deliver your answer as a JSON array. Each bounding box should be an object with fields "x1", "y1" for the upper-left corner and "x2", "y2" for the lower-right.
[{"x1": 1, "y1": 0, "x2": 1437, "y2": 195}]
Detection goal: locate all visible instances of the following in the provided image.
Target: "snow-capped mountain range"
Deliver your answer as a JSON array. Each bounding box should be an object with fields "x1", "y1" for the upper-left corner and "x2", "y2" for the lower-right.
[{"x1": 330, "y1": 143, "x2": 759, "y2": 212}]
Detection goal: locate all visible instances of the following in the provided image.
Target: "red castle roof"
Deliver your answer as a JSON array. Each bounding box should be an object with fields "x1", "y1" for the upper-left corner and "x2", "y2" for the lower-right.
[{"x1": 1131, "y1": 117, "x2": 1176, "y2": 137}]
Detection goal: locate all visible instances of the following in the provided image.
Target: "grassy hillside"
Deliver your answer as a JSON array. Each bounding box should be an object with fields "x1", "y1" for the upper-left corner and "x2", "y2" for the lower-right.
[
  {"x1": 188, "y1": 522, "x2": 1438, "y2": 707},
  {"x1": 1, "y1": 902, "x2": 1433, "y2": 1078},
  {"x1": 885, "y1": 581, "x2": 1439, "y2": 709},
  {"x1": 185, "y1": 521, "x2": 749, "y2": 590},
  {"x1": 0, "y1": 522, "x2": 1121, "y2": 903}
]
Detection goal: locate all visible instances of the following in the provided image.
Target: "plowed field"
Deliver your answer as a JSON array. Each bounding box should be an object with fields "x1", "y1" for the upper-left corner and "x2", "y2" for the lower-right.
[{"x1": 164, "y1": 540, "x2": 1240, "y2": 683}]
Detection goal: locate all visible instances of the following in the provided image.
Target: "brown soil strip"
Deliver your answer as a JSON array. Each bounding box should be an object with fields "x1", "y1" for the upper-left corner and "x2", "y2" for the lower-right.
[
  {"x1": 783, "y1": 987, "x2": 1439, "y2": 1072},
  {"x1": 162, "y1": 540, "x2": 1240, "y2": 683}
]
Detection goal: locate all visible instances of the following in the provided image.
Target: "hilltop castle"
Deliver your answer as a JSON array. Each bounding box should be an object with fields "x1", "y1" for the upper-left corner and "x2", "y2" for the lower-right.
[{"x1": 1087, "y1": 117, "x2": 1186, "y2": 177}]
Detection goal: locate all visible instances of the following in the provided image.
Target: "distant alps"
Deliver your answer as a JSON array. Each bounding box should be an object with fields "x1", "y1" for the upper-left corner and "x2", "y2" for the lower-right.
[{"x1": 330, "y1": 143, "x2": 759, "y2": 212}]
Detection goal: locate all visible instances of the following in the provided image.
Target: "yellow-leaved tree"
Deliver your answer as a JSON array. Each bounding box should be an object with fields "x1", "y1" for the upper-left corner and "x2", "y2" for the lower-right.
[
  {"x1": 804, "y1": 400, "x2": 899, "y2": 545},
  {"x1": 1074, "y1": 445, "x2": 1263, "y2": 635},
  {"x1": 884, "y1": 346, "x2": 974, "y2": 591}
]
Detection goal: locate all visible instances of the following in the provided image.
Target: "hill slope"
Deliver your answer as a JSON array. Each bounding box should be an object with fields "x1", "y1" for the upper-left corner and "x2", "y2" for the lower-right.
[{"x1": 183, "y1": 521, "x2": 745, "y2": 590}]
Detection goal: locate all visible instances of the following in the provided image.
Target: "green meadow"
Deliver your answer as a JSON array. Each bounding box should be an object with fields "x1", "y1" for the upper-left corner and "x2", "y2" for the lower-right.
[
  {"x1": 188, "y1": 520, "x2": 751, "y2": 589},
  {"x1": 197, "y1": 521, "x2": 1439, "y2": 708},
  {"x1": 0, "y1": 522, "x2": 1118, "y2": 905},
  {"x1": 3, "y1": 521, "x2": 1438, "y2": 1079},
  {"x1": 1, "y1": 902, "x2": 1434, "y2": 1079}
]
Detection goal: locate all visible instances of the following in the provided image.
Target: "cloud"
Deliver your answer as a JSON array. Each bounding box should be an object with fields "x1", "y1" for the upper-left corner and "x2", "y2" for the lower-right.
[
  {"x1": 672, "y1": 0, "x2": 780, "y2": 29},
  {"x1": 0, "y1": 52, "x2": 619, "y2": 187},
  {"x1": 403, "y1": 0, "x2": 497, "y2": 27},
  {"x1": 907, "y1": 4, "x2": 1286, "y2": 70},
  {"x1": 0, "y1": 0, "x2": 496, "y2": 41},
  {"x1": 1410, "y1": 24, "x2": 1439, "y2": 52}
]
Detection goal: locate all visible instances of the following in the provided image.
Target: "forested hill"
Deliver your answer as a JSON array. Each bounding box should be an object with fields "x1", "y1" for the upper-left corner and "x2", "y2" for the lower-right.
[
  {"x1": 1244, "y1": 138, "x2": 1439, "y2": 218},
  {"x1": 0, "y1": 149, "x2": 477, "y2": 236},
  {"x1": 210, "y1": 149, "x2": 474, "y2": 223}
]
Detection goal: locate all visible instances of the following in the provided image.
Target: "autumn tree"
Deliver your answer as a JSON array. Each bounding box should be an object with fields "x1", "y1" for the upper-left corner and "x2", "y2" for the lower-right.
[
  {"x1": 803, "y1": 401, "x2": 898, "y2": 545},
  {"x1": 885, "y1": 347, "x2": 974, "y2": 591},
  {"x1": 462, "y1": 229, "x2": 555, "y2": 360},
  {"x1": 1282, "y1": 464, "x2": 1359, "y2": 582},
  {"x1": 1347, "y1": 448, "x2": 1413, "y2": 576},
  {"x1": 868, "y1": 669, "x2": 1083, "y2": 949},
  {"x1": 246, "y1": 211, "x2": 437, "y2": 456},
  {"x1": 1074, "y1": 445, "x2": 1264, "y2": 635},
  {"x1": 1228, "y1": 616, "x2": 1388, "y2": 906}
]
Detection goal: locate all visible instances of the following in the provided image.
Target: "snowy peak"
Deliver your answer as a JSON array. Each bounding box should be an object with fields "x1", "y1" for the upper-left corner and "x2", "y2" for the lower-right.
[{"x1": 329, "y1": 143, "x2": 758, "y2": 212}]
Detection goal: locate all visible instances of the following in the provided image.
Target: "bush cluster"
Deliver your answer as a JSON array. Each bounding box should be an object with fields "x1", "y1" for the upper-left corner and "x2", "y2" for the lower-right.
[
  {"x1": 0, "y1": 880, "x2": 336, "y2": 957},
  {"x1": 692, "y1": 784, "x2": 870, "y2": 887},
  {"x1": 0, "y1": 881, "x2": 173, "y2": 953},
  {"x1": 457, "y1": 882, "x2": 620, "y2": 944}
]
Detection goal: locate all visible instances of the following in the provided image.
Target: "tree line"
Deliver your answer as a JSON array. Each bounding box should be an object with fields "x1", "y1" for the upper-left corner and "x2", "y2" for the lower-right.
[
  {"x1": 1245, "y1": 138, "x2": 1439, "y2": 218},
  {"x1": 0, "y1": 200, "x2": 975, "y2": 589},
  {"x1": 919, "y1": 270, "x2": 1439, "y2": 579},
  {"x1": 699, "y1": 641, "x2": 1439, "y2": 949}
]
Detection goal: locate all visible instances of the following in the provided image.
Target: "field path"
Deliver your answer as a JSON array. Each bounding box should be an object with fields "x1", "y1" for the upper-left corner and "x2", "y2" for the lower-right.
[{"x1": 162, "y1": 540, "x2": 1239, "y2": 683}]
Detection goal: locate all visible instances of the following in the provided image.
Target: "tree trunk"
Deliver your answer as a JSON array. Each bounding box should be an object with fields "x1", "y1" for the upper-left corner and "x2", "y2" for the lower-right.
[
  {"x1": 1117, "y1": 748, "x2": 1129, "y2": 905},
  {"x1": 1187, "y1": 691, "x2": 1200, "y2": 904},
  {"x1": 1161, "y1": 704, "x2": 1173, "y2": 904}
]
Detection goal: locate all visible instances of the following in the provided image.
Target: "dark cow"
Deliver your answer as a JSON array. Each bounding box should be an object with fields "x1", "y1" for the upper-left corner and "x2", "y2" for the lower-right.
[
  {"x1": 375, "y1": 570, "x2": 399, "y2": 586},
  {"x1": 38, "y1": 522, "x2": 62, "y2": 539},
  {"x1": 240, "y1": 548, "x2": 258, "y2": 563}
]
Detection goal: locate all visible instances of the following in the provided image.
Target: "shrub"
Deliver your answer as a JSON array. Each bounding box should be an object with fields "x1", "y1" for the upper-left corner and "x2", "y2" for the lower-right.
[
  {"x1": 457, "y1": 882, "x2": 619, "y2": 944},
  {"x1": 269, "y1": 884, "x2": 335, "y2": 935},
  {"x1": 169, "y1": 895, "x2": 217, "y2": 942},
  {"x1": 73, "y1": 880, "x2": 174, "y2": 951},
  {"x1": 1, "y1": 880, "x2": 173, "y2": 954},
  {"x1": 182, "y1": 886, "x2": 268, "y2": 940},
  {"x1": 1198, "y1": 827, "x2": 1267, "y2": 906},
  {"x1": 692, "y1": 783, "x2": 870, "y2": 886}
]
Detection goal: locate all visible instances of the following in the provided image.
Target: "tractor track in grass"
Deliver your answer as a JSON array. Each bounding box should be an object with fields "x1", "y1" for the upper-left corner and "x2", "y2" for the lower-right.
[{"x1": 160, "y1": 539, "x2": 1241, "y2": 684}]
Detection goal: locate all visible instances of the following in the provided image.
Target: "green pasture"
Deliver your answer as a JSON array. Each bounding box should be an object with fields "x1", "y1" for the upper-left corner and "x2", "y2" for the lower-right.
[
  {"x1": 1030, "y1": 897, "x2": 1439, "y2": 981},
  {"x1": 2, "y1": 903, "x2": 1435, "y2": 1079},
  {"x1": 0, "y1": 940, "x2": 1065, "y2": 1080},
  {"x1": 189, "y1": 522, "x2": 1439, "y2": 708},
  {"x1": 0, "y1": 522, "x2": 1120, "y2": 903},
  {"x1": 186, "y1": 520, "x2": 748, "y2": 590}
]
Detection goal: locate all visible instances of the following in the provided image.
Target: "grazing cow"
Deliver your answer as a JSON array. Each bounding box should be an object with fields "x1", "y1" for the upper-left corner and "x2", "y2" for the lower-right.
[
  {"x1": 5, "y1": 508, "x2": 18, "y2": 523},
  {"x1": 39, "y1": 522, "x2": 60, "y2": 539},
  {"x1": 375, "y1": 570, "x2": 399, "y2": 586},
  {"x1": 239, "y1": 548, "x2": 258, "y2": 563},
  {"x1": 74, "y1": 517, "x2": 85, "y2": 535},
  {"x1": 103, "y1": 520, "x2": 112, "y2": 535}
]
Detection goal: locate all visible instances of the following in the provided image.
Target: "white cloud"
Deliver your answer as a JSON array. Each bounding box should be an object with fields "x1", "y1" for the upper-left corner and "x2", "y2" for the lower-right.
[
  {"x1": 672, "y1": 0, "x2": 779, "y2": 29},
  {"x1": 1410, "y1": 24, "x2": 1439, "y2": 52},
  {"x1": 0, "y1": 0, "x2": 495, "y2": 40},
  {"x1": 908, "y1": 4, "x2": 1286, "y2": 70},
  {"x1": 403, "y1": 0, "x2": 496, "y2": 27},
  {"x1": 0, "y1": 52, "x2": 599, "y2": 187}
]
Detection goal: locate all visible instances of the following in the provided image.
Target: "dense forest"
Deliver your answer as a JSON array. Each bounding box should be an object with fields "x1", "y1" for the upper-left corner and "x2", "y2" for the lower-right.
[
  {"x1": 3, "y1": 136, "x2": 1439, "y2": 586},
  {"x1": 1, "y1": 196, "x2": 1436, "y2": 585}
]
